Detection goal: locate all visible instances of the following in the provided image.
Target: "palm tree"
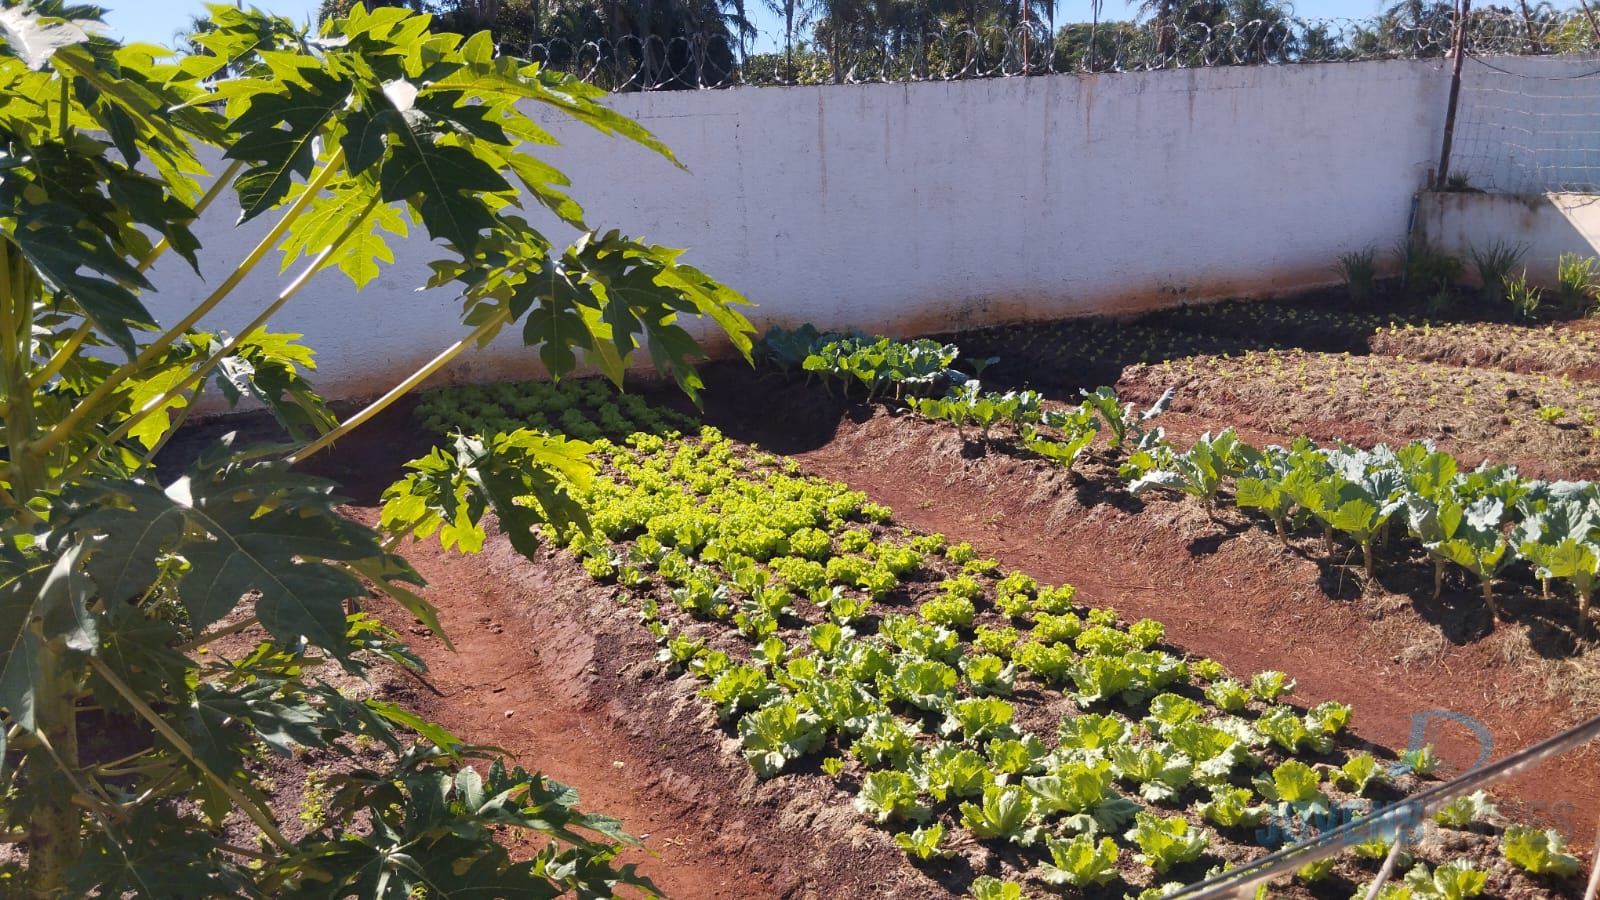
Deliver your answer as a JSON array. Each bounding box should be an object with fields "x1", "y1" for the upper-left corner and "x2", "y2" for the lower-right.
[
  {"x1": 765, "y1": 0, "x2": 820, "y2": 79},
  {"x1": 1228, "y1": 0, "x2": 1296, "y2": 63},
  {"x1": 1128, "y1": 0, "x2": 1181, "y2": 58},
  {"x1": 1377, "y1": 0, "x2": 1455, "y2": 56}
]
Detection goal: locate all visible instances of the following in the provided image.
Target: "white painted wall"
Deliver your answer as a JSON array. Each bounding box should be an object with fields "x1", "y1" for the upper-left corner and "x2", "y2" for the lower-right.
[
  {"x1": 145, "y1": 59, "x2": 1455, "y2": 403},
  {"x1": 1418, "y1": 191, "x2": 1600, "y2": 284}
]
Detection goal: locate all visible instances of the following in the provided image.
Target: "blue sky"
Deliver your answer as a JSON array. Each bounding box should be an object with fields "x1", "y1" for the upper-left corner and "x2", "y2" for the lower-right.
[{"x1": 102, "y1": 0, "x2": 1393, "y2": 53}]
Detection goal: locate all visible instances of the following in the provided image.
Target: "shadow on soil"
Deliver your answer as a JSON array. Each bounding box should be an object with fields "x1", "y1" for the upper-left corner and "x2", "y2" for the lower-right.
[{"x1": 933, "y1": 284, "x2": 1537, "y2": 396}]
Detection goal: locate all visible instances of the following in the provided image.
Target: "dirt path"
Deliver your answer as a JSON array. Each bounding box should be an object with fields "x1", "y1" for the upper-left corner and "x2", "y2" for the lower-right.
[{"x1": 345, "y1": 506, "x2": 780, "y2": 900}]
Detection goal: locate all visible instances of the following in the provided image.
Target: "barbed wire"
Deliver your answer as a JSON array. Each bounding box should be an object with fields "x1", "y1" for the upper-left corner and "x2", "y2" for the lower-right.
[{"x1": 505, "y1": 7, "x2": 1600, "y2": 91}]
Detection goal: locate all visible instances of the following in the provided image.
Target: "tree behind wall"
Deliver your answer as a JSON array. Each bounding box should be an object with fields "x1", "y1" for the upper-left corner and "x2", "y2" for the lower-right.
[{"x1": 323, "y1": 0, "x2": 742, "y2": 86}]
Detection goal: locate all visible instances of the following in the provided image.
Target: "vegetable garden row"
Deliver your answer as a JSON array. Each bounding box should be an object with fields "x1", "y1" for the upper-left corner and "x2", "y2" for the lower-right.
[
  {"x1": 767, "y1": 327, "x2": 1600, "y2": 637},
  {"x1": 407, "y1": 417, "x2": 1579, "y2": 898},
  {"x1": 401, "y1": 305, "x2": 1600, "y2": 897}
]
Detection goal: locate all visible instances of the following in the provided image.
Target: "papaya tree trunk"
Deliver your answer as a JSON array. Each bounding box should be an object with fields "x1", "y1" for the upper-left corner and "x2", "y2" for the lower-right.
[
  {"x1": 1482, "y1": 576, "x2": 1500, "y2": 623},
  {"x1": 1, "y1": 242, "x2": 81, "y2": 897},
  {"x1": 28, "y1": 644, "x2": 82, "y2": 898},
  {"x1": 1433, "y1": 558, "x2": 1446, "y2": 600},
  {"x1": 1579, "y1": 587, "x2": 1592, "y2": 635},
  {"x1": 1362, "y1": 539, "x2": 1376, "y2": 580},
  {"x1": 1273, "y1": 514, "x2": 1288, "y2": 544}
]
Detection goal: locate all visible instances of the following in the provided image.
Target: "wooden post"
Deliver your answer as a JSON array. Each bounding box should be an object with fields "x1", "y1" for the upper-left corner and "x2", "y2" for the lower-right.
[
  {"x1": 1435, "y1": 0, "x2": 1472, "y2": 189},
  {"x1": 1517, "y1": 0, "x2": 1541, "y2": 53},
  {"x1": 1578, "y1": 0, "x2": 1600, "y2": 45}
]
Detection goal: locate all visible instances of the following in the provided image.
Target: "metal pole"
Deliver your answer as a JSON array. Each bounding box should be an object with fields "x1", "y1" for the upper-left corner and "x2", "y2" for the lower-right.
[
  {"x1": 1361, "y1": 833, "x2": 1410, "y2": 900},
  {"x1": 1583, "y1": 805, "x2": 1599, "y2": 900},
  {"x1": 1167, "y1": 711, "x2": 1600, "y2": 900},
  {"x1": 1435, "y1": 0, "x2": 1472, "y2": 189}
]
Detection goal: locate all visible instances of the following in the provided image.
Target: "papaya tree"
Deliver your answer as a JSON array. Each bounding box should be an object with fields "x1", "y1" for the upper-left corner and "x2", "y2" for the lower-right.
[{"x1": 0, "y1": 1, "x2": 751, "y2": 895}]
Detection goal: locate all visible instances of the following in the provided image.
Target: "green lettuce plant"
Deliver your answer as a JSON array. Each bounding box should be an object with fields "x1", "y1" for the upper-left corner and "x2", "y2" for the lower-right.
[
  {"x1": 1331, "y1": 752, "x2": 1385, "y2": 795},
  {"x1": 970, "y1": 876, "x2": 1031, "y2": 900},
  {"x1": 1197, "y1": 786, "x2": 1269, "y2": 828},
  {"x1": 1403, "y1": 860, "x2": 1488, "y2": 900},
  {"x1": 961, "y1": 783, "x2": 1044, "y2": 845},
  {"x1": 1110, "y1": 744, "x2": 1195, "y2": 803},
  {"x1": 986, "y1": 734, "x2": 1051, "y2": 777},
  {"x1": 962, "y1": 653, "x2": 1018, "y2": 695},
  {"x1": 941, "y1": 696, "x2": 1019, "y2": 743},
  {"x1": 893, "y1": 822, "x2": 954, "y2": 862},
  {"x1": 1433, "y1": 790, "x2": 1496, "y2": 827},
  {"x1": 1253, "y1": 760, "x2": 1331, "y2": 817},
  {"x1": 1126, "y1": 811, "x2": 1211, "y2": 874},
  {"x1": 913, "y1": 743, "x2": 992, "y2": 801},
  {"x1": 1022, "y1": 761, "x2": 1140, "y2": 834},
  {"x1": 1166, "y1": 721, "x2": 1257, "y2": 782},
  {"x1": 1056, "y1": 712, "x2": 1128, "y2": 761},
  {"x1": 1038, "y1": 833, "x2": 1121, "y2": 887},
  {"x1": 738, "y1": 699, "x2": 826, "y2": 777},
  {"x1": 854, "y1": 770, "x2": 932, "y2": 824},
  {"x1": 1250, "y1": 670, "x2": 1295, "y2": 701},
  {"x1": 1204, "y1": 678, "x2": 1252, "y2": 712},
  {"x1": 1501, "y1": 824, "x2": 1582, "y2": 877}
]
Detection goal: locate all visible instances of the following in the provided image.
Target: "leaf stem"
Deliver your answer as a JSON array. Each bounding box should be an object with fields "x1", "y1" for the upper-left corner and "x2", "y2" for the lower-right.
[
  {"x1": 35, "y1": 150, "x2": 346, "y2": 456},
  {"x1": 30, "y1": 160, "x2": 248, "y2": 392},
  {"x1": 44, "y1": 189, "x2": 380, "y2": 494},
  {"x1": 289, "y1": 308, "x2": 511, "y2": 464},
  {"x1": 87, "y1": 655, "x2": 293, "y2": 850},
  {"x1": 217, "y1": 840, "x2": 277, "y2": 862},
  {"x1": 0, "y1": 482, "x2": 39, "y2": 525},
  {"x1": 65, "y1": 242, "x2": 340, "y2": 480},
  {"x1": 113, "y1": 189, "x2": 384, "y2": 467},
  {"x1": 176, "y1": 615, "x2": 261, "y2": 654}
]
